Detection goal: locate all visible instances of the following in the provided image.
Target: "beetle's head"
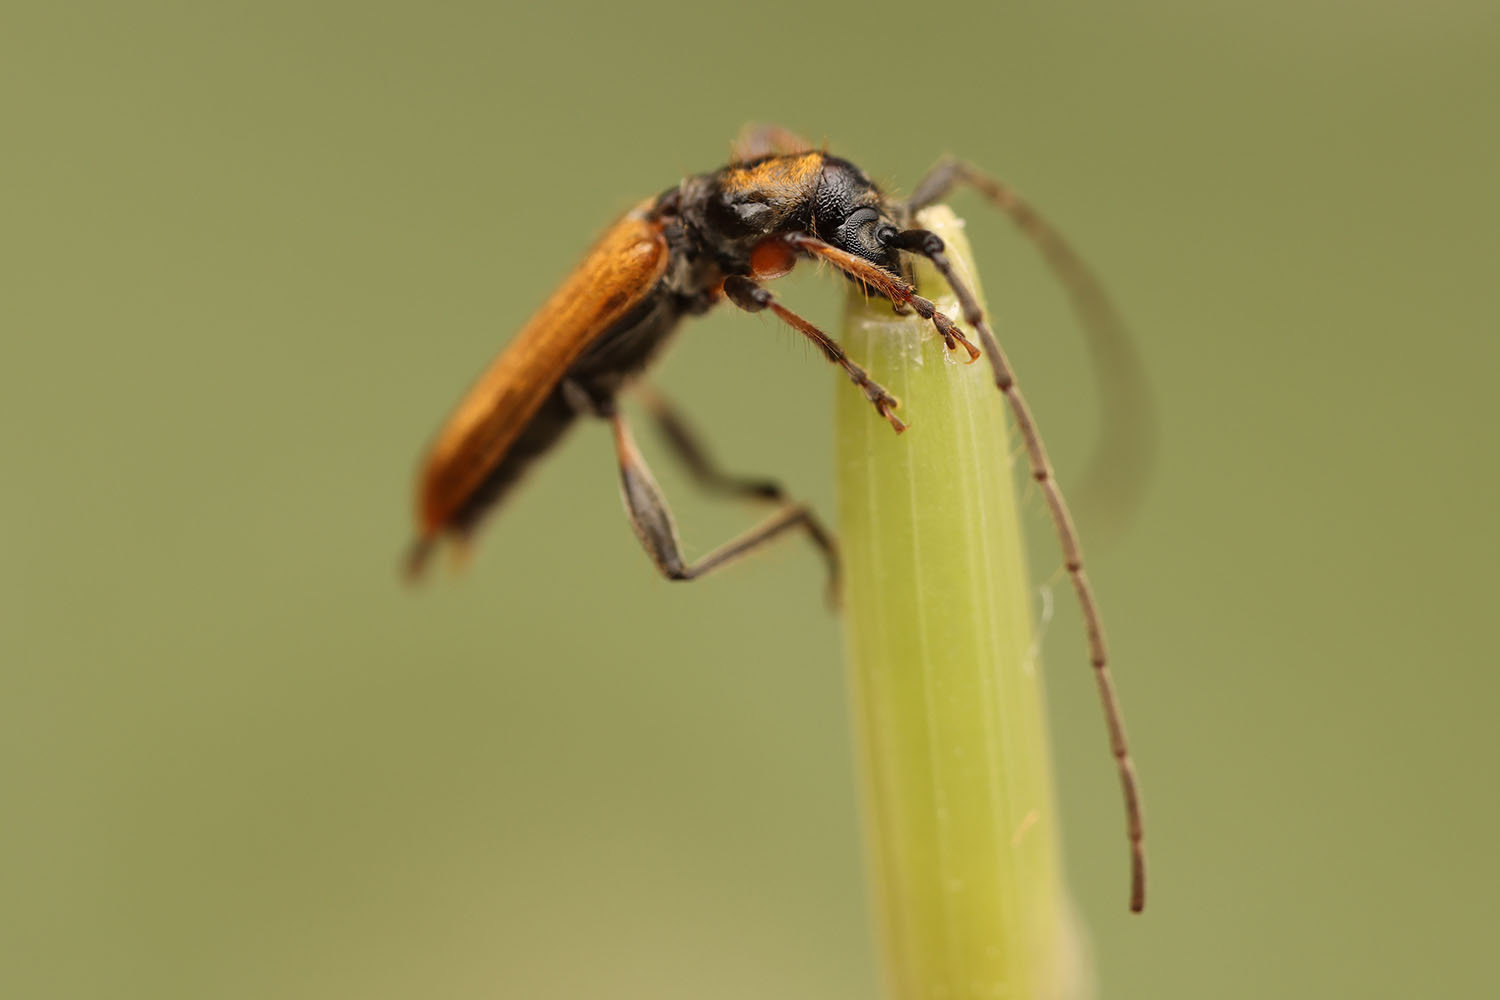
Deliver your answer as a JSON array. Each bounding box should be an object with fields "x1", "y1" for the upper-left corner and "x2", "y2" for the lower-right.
[
  {"x1": 703, "y1": 153, "x2": 903, "y2": 275},
  {"x1": 809, "y1": 156, "x2": 903, "y2": 274}
]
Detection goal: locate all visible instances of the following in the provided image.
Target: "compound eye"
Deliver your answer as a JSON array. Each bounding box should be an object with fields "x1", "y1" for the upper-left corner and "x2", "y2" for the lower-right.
[{"x1": 835, "y1": 207, "x2": 882, "y2": 253}]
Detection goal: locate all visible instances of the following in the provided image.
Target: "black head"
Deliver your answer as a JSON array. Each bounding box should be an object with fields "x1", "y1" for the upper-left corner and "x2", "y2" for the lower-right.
[
  {"x1": 687, "y1": 153, "x2": 905, "y2": 276},
  {"x1": 811, "y1": 156, "x2": 903, "y2": 273}
]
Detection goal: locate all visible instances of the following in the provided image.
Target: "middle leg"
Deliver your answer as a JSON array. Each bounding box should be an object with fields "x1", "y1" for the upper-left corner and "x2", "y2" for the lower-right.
[
  {"x1": 610, "y1": 411, "x2": 839, "y2": 601},
  {"x1": 721, "y1": 274, "x2": 908, "y2": 433},
  {"x1": 638, "y1": 386, "x2": 787, "y2": 503}
]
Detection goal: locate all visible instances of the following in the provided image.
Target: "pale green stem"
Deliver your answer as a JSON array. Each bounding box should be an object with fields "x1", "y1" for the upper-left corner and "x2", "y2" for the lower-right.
[{"x1": 836, "y1": 206, "x2": 1087, "y2": 1000}]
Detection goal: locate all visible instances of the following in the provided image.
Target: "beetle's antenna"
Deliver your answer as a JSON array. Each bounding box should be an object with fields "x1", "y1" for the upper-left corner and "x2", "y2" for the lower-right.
[
  {"x1": 907, "y1": 161, "x2": 1157, "y2": 537},
  {"x1": 897, "y1": 228, "x2": 1147, "y2": 914}
]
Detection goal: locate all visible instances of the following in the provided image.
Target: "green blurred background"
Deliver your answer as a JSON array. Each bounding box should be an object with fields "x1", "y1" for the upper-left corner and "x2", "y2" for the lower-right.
[{"x1": 4, "y1": 2, "x2": 1497, "y2": 997}]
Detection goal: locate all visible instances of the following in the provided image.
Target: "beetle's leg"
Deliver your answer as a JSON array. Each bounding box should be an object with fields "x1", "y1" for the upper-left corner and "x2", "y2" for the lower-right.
[
  {"x1": 904, "y1": 158, "x2": 1156, "y2": 534},
  {"x1": 637, "y1": 386, "x2": 786, "y2": 502},
  {"x1": 610, "y1": 411, "x2": 839, "y2": 602},
  {"x1": 780, "y1": 236, "x2": 980, "y2": 362},
  {"x1": 721, "y1": 274, "x2": 907, "y2": 433},
  {"x1": 636, "y1": 384, "x2": 839, "y2": 591},
  {"x1": 891, "y1": 226, "x2": 1147, "y2": 914},
  {"x1": 730, "y1": 123, "x2": 815, "y2": 163}
]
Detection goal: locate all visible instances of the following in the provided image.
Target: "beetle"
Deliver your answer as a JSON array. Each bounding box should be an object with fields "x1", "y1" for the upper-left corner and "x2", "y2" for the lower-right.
[{"x1": 405, "y1": 125, "x2": 1147, "y2": 912}]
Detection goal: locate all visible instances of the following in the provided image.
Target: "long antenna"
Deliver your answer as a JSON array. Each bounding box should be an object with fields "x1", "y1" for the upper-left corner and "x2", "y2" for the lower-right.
[
  {"x1": 909, "y1": 160, "x2": 1157, "y2": 537},
  {"x1": 913, "y1": 235, "x2": 1146, "y2": 914},
  {"x1": 786, "y1": 229, "x2": 1147, "y2": 911}
]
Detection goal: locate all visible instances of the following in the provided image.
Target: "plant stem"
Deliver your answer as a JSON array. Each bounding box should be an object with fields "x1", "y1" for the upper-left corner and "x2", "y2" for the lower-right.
[{"x1": 836, "y1": 206, "x2": 1085, "y2": 1000}]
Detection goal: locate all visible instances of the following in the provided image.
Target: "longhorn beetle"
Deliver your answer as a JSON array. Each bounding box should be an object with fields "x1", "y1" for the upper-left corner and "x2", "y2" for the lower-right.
[{"x1": 406, "y1": 125, "x2": 1147, "y2": 912}]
